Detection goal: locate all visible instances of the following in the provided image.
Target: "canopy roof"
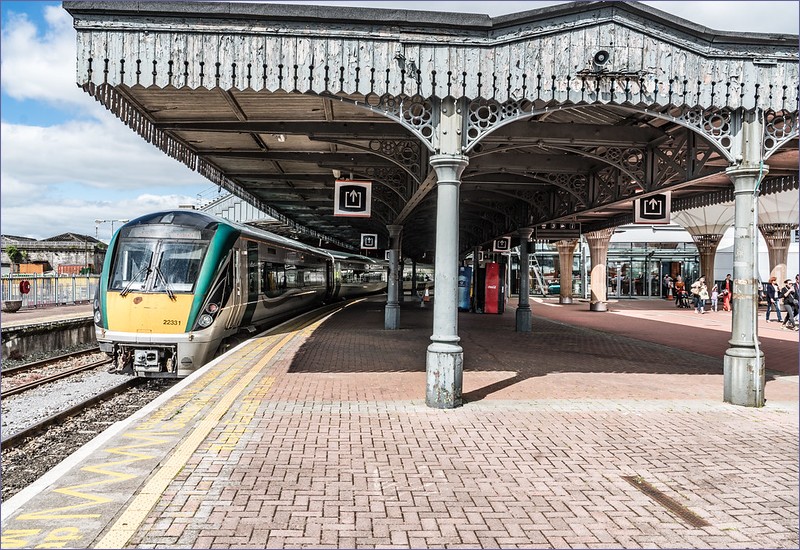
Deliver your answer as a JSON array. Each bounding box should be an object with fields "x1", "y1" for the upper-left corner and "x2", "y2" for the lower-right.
[{"x1": 63, "y1": 1, "x2": 799, "y2": 258}]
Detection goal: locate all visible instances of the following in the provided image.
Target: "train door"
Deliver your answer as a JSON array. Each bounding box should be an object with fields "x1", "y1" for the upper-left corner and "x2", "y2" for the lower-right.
[
  {"x1": 324, "y1": 259, "x2": 337, "y2": 302},
  {"x1": 241, "y1": 241, "x2": 260, "y2": 326},
  {"x1": 225, "y1": 248, "x2": 245, "y2": 329}
]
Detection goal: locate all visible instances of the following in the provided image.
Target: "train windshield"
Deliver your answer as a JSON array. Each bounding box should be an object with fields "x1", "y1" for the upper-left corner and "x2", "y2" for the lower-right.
[
  {"x1": 110, "y1": 241, "x2": 155, "y2": 291},
  {"x1": 110, "y1": 239, "x2": 207, "y2": 293},
  {"x1": 153, "y1": 242, "x2": 207, "y2": 292}
]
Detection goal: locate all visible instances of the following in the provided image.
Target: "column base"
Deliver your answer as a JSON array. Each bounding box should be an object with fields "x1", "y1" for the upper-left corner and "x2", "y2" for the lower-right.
[
  {"x1": 515, "y1": 307, "x2": 532, "y2": 332},
  {"x1": 724, "y1": 347, "x2": 765, "y2": 407},
  {"x1": 426, "y1": 342, "x2": 463, "y2": 408},
  {"x1": 590, "y1": 301, "x2": 607, "y2": 312},
  {"x1": 559, "y1": 296, "x2": 573, "y2": 304},
  {"x1": 384, "y1": 303, "x2": 400, "y2": 330}
]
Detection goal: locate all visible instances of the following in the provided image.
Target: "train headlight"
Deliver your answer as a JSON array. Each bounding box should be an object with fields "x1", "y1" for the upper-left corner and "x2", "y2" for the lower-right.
[
  {"x1": 206, "y1": 303, "x2": 219, "y2": 314},
  {"x1": 94, "y1": 310, "x2": 102, "y2": 325},
  {"x1": 197, "y1": 313, "x2": 214, "y2": 328}
]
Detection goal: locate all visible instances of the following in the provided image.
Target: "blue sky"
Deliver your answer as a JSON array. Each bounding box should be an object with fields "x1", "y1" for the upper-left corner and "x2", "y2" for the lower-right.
[{"x1": 2, "y1": 1, "x2": 798, "y2": 242}]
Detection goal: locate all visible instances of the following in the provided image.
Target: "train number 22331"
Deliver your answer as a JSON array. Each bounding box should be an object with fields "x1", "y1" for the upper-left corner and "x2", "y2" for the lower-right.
[{"x1": 163, "y1": 319, "x2": 182, "y2": 325}]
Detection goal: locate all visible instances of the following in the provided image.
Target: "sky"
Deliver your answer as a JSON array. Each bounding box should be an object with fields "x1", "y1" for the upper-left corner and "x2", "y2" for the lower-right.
[{"x1": 1, "y1": 1, "x2": 798, "y2": 242}]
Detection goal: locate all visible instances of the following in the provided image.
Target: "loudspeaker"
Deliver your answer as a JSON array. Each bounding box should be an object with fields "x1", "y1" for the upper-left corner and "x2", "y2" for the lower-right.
[{"x1": 593, "y1": 50, "x2": 610, "y2": 66}]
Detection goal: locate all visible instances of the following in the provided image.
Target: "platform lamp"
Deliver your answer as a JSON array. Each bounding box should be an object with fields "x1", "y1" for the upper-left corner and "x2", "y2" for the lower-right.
[{"x1": 95, "y1": 219, "x2": 130, "y2": 242}]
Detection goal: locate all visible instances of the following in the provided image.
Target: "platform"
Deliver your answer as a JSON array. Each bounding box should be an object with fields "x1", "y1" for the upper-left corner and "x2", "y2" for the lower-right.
[{"x1": 1, "y1": 296, "x2": 797, "y2": 549}]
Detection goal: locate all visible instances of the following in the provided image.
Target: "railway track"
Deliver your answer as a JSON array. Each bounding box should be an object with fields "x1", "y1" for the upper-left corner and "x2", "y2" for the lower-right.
[
  {"x1": 1, "y1": 377, "x2": 144, "y2": 450},
  {"x1": 1, "y1": 347, "x2": 102, "y2": 376},
  {"x1": 1, "y1": 357, "x2": 114, "y2": 399}
]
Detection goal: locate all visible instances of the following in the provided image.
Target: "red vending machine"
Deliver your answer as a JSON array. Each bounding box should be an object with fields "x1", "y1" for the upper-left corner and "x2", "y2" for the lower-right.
[{"x1": 484, "y1": 262, "x2": 505, "y2": 314}]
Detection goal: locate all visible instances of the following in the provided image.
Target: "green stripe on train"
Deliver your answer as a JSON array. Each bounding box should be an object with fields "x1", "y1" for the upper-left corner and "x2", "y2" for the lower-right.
[{"x1": 185, "y1": 223, "x2": 240, "y2": 331}]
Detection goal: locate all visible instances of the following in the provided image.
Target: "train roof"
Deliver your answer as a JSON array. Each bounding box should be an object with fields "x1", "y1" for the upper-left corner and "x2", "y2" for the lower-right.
[
  {"x1": 326, "y1": 250, "x2": 386, "y2": 265},
  {"x1": 123, "y1": 209, "x2": 334, "y2": 259}
]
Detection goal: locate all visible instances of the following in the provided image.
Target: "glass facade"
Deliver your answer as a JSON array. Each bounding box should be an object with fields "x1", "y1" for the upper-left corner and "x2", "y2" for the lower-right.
[{"x1": 507, "y1": 234, "x2": 701, "y2": 299}]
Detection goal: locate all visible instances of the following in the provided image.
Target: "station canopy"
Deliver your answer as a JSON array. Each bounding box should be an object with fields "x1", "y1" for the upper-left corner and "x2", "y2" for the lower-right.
[{"x1": 63, "y1": 1, "x2": 799, "y2": 258}]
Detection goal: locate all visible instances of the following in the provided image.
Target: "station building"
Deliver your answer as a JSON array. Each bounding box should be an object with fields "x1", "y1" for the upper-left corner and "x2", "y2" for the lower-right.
[{"x1": 61, "y1": 0, "x2": 798, "y2": 409}]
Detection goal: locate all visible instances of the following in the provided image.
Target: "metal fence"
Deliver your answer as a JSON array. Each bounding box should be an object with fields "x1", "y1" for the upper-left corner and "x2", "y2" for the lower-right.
[{"x1": 1, "y1": 274, "x2": 100, "y2": 308}]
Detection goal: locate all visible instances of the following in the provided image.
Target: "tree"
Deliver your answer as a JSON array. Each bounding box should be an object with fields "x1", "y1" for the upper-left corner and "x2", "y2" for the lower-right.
[{"x1": 5, "y1": 245, "x2": 28, "y2": 273}]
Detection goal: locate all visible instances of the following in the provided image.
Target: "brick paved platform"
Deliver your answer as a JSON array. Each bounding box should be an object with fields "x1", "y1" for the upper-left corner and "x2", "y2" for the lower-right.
[{"x1": 2, "y1": 296, "x2": 797, "y2": 549}]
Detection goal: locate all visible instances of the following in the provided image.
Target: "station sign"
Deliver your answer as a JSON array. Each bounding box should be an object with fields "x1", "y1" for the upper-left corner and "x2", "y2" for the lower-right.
[
  {"x1": 534, "y1": 222, "x2": 581, "y2": 240},
  {"x1": 493, "y1": 237, "x2": 511, "y2": 252},
  {"x1": 634, "y1": 191, "x2": 671, "y2": 224},
  {"x1": 334, "y1": 179, "x2": 372, "y2": 217},
  {"x1": 361, "y1": 233, "x2": 378, "y2": 250}
]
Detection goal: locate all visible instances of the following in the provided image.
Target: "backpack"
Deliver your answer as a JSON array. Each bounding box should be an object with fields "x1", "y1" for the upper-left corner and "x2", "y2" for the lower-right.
[{"x1": 690, "y1": 282, "x2": 700, "y2": 296}]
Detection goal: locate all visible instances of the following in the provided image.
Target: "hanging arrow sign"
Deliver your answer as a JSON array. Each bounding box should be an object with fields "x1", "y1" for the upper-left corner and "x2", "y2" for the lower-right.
[
  {"x1": 334, "y1": 180, "x2": 372, "y2": 217},
  {"x1": 634, "y1": 191, "x2": 671, "y2": 224}
]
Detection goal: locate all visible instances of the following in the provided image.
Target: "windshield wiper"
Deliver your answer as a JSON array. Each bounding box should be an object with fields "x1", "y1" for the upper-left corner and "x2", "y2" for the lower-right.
[
  {"x1": 120, "y1": 266, "x2": 150, "y2": 297},
  {"x1": 154, "y1": 266, "x2": 177, "y2": 301}
]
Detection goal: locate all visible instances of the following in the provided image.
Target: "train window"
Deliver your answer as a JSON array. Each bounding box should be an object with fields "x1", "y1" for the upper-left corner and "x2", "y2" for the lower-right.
[
  {"x1": 262, "y1": 262, "x2": 287, "y2": 297},
  {"x1": 110, "y1": 241, "x2": 154, "y2": 291},
  {"x1": 304, "y1": 268, "x2": 324, "y2": 286},
  {"x1": 154, "y1": 242, "x2": 207, "y2": 292},
  {"x1": 285, "y1": 265, "x2": 298, "y2": 288},
  {"x1": 247, "y1": 241, "x2": 259, "y2": 295}
]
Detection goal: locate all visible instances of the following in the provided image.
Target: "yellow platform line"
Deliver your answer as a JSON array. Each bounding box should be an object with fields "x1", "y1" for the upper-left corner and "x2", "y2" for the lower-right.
[{"x1": 93, "y1": 304, "x2": 347, "y2": 548}]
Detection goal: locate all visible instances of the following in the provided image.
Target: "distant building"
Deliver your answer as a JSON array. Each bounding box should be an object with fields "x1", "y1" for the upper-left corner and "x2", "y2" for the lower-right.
[{"x1": 1, "y1": 233, "x2": 107, "y2": 276}]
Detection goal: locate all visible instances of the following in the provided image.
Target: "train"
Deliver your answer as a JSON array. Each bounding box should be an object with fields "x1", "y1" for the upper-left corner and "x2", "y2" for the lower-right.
[{"x1": 92, "y1": 209, "x2": 388, "y2": 377}]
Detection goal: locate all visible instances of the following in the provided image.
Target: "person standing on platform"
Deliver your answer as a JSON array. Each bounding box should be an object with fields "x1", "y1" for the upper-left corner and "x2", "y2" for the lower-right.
[
  {"x1": 710, "y1": 284, "x2": 719, "y2": 312},
  {"x1": 674, "y1": 275, "x2": 685, "y2": 307},
  {"x1": 722, "y1": 273, "x2": 733, "y2": 312},
  {"x1": 691, "y1": 276, "x2": 708, "y2": 314},
  {"x1": 780, "y1": 279, "x2": 798, "y2": 330},
  {"x1": 765, "y1": 276, "x2": 783, "y2": 323}
]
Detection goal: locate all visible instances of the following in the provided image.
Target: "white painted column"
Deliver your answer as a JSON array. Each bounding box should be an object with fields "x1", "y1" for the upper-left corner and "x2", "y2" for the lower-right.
[
  {"x1": 556, "y1": 239, "x2": 578, "y2": 304},
  {"x1": 426, "y1": 154, "x2": 468, "y2": 408},
  {"x1": 515, "y1": 228, "x2": 533, "y2": 332},
  {"x1": 759, "y1": 223, "x2": 794, "y2": 284},
  {"x1": 584, "y1": 228, "x2": 614, "y2": 312},
  {"x1": 385, "y1": 224, "x2": 402, "y2": 330}
]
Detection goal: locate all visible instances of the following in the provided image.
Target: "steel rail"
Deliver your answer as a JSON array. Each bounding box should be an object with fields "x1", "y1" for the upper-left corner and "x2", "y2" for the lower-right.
[
  {"x1": 0, "y1": 377, "x2": 144, "y2": 450},
  {"x1": 1, "y1": 359, "x2": 112, "y2": 398},
  {"x1": 2, "y1": 347, "x2": 102, "y2": 376}
]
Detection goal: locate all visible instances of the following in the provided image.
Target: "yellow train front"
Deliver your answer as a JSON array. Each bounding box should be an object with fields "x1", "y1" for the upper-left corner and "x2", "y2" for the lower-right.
[{"x1": 93, "y1": 209, "x2": 336, "y2": 377}]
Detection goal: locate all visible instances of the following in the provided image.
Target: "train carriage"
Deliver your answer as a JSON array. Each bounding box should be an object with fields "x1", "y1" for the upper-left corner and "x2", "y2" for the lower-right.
[{"x1": 93, "y1": 210, "x2": 386, "y2": 377}]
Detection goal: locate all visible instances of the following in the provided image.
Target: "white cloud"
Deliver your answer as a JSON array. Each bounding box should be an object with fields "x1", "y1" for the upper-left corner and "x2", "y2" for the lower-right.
[
  {"x1": 0, "y1": 4, "x2": 215, "y2": 240},
  {"x1": 0, "y1": 193, "x2": 201, "y2": 241},
  {"x1": 640, "y1": 1, "x2": 799, "y2": 34},
  {"x1": 1, "y1": 116, "x2": 208, "y2": 193},
  {"x1": 260, "y1": 1, "x2": 799, "y2": 34},
  {"x1": 0, "y1": 6, "x2": 90, "y2": 111}
]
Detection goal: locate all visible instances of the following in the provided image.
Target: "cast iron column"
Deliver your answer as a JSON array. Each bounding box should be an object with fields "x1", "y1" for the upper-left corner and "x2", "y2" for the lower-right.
[
  {"x1": 724, "y1": 113, "x2": 767, "y2": 407},
  {"x1": 725, "y1": 165, "x2": 766, "y2": 406},
  {"x1": 516, "y1": 228, "x2": 533, "y2": 331},
  {"x1": 584, "y1": 228, "x2": 614, "y2": 312},
  {"x1": 471, "y1": 246, "x2": 480, "y2": 312},
  {"x1": 426, "y1": 154, "x2": 468, "y2": 408},
  {"x1": 411, "y1": 259, "x2": 418, "y2": 301},
  {"x1": 385, "y1": 224, "x2": 402, "y2": 329},
  {"x1": 556, "y1": 239, "x2": 578, "y2": 304},
  {"x1": 399, "y1": 258, "x2": 405, "y2": 303}
]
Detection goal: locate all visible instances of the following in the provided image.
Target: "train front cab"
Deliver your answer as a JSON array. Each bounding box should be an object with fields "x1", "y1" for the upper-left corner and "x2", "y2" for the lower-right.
[{"x1": 94, "y1": 212, "x2": 238, "y2": 377}]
